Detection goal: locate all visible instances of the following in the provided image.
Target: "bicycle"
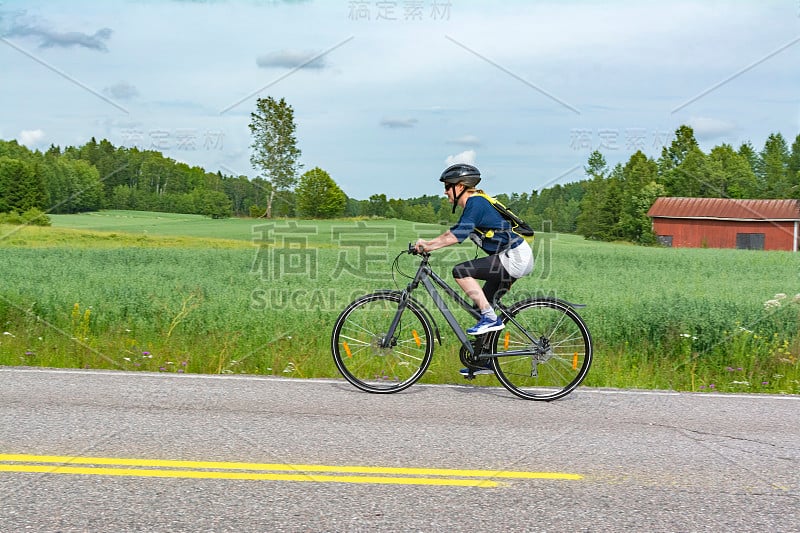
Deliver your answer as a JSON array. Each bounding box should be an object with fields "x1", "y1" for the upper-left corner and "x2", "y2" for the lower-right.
[{"x1": 330, "y1": 244, "x2": 593, "y2": 401}]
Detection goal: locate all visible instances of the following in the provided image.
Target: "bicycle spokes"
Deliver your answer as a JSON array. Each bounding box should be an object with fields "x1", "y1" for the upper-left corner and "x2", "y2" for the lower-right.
[
  {"x1": 491, "y1": 299, "x2": 592, "y2": 401},
  {"x1": 331, "y1": 292, "x2": 433, "y2": 393}
]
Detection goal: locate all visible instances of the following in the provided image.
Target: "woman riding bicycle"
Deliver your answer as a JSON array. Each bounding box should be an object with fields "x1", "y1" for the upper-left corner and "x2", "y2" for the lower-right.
[{"x1": 414, "y1": 164, "x2": 534, "y2": 344}]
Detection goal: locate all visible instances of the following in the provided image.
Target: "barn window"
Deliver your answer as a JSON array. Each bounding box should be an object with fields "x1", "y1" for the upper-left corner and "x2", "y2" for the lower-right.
[
  {"x1": 657, "y1": 235, "x2": 673, "y2": 247},
  {"x1": 736, "y1": 233, "x2": 765, "y2": 250}
]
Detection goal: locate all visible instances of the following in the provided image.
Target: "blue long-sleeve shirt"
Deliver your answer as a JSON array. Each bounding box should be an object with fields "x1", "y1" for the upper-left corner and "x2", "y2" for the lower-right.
[{"x1": 449, "y1": 195, "x2": 523, "y2": 254}]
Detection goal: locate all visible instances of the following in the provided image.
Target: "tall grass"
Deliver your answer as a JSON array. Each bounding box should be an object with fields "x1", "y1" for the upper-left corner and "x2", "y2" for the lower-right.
[{"x1": 0, "y1": 213, "x2": 798, "y2": 394}]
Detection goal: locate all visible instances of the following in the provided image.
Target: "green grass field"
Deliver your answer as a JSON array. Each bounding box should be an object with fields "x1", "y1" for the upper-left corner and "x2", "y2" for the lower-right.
[{"x1": 1, "y1": 210, "x2": 798, "y2": 394}]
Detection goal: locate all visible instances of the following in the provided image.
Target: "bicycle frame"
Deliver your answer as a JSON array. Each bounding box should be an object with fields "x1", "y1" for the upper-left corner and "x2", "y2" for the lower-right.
[{"x1": 381, "y1": 251, "x2": 539, "y2": 358}]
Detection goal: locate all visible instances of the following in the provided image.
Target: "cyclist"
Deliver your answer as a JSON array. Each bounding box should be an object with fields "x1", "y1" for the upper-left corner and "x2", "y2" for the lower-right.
[{"x1": 414, "y1": 164, "x2": 534, "y2": 374}]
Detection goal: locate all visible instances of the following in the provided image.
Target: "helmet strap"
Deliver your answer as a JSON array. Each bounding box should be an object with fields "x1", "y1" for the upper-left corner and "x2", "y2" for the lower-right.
[{"x1": 452, "y1": 184, "x2": 467, "y2": 214}]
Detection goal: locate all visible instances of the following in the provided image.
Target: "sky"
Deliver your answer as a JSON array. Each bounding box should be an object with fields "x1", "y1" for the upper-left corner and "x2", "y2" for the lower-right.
[{"x1": 1, "y1": 0, "x2": 799, "y2": 200}]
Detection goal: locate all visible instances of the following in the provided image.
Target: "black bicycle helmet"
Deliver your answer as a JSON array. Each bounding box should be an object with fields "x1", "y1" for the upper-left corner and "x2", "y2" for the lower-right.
[{"x1": 439, "y1": 164, "x2": 481, "y2": 188}]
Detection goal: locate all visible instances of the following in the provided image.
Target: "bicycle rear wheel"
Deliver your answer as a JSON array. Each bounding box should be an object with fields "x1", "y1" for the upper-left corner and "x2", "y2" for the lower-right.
[
  {"x1": 489, "y1": 298, "x2": 592, "y2": 401},
  {"x1": 331, "y1": 292, "x2": 433, "y2": 394}
]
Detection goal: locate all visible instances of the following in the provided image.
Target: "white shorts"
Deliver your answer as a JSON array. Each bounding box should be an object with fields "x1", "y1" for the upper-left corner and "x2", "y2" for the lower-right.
[{"x1": 500, "y1": 239, "x2": 534, "y2": 279}]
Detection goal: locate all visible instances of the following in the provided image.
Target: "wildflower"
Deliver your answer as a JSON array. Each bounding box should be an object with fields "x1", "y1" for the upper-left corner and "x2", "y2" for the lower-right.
[
  {"x1": 774, "y1": 293, "x2": 787, "y2": 300},
  {"x1": 793, "y1": 294, "x2": 800, "y2": 304},
  {"x1": 731, "y1": 381, "x2": 750, "y2": 385},
  {"x1": 761, "y1": 381, "x2": 769, "y2": 386},
  {"x1": 3, "y1": 331, "x2": 15, "y2": 337},
  {"x1": 764, "y1": 299, "x2": 781, "y2": 310}
]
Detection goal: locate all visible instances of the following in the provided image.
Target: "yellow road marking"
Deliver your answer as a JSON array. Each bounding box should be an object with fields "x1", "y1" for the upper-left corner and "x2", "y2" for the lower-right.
[{"x1": 0, "y1": 454, "x2": 582, "y2": 487}]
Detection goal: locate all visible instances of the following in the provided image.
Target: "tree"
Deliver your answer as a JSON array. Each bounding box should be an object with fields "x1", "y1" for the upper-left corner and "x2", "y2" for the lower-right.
[
  {"x1": 43, "y1": 157, "x2": 103, "y2": 213},
  {"x1": 193, "y1": 189, "x2": 232, "y2": 219},
  {"x1": 0, "y1": 156, "x2": 47, "y2": 212},
  {"x1": 667, "y1": 146, "x2": 706, "y2": 197},
  {"x1": 618, "y1": 151, "x2": 659, "y2": 243},
  {"x1": 760, "y1": 133, "x2": 791, "y2": 197},
  {"x1": 249, "y1": 97, "x2": 302, "y2": 218},
  {"x1": 367, "y1": 193, "x2": 388, "y2": 217},
  {"x1": 737, "y1": 141, "x2": 759, "y2": 177},
  {"x1": 585, "y1": 150, "x2": 608, "y2": 180},
  {"x1": 658, "y1": 125, "x2": 699, "y2": 173},
  {"x1": 295, "y1": 167, "x2": 346, "y2": 218},
  {"x1": 576, "y1": 151, "x2": 608, "y2": 239},
  {"x1": 789, "y1": 134, "x2": 800, "y2": 198},
  {"x1": 706, "y1": 144, "x2": 758, "y2": 199},
  {"x1": 596, "y1": 164, "x2": 624, "y2": 241},
  {"x1": 576, "y1": 180, "x2": 603, "y2": 239}
]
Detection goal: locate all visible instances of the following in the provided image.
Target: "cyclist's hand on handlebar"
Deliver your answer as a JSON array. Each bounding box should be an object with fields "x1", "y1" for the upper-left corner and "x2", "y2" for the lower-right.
[{"x1": 413, "y1": 239, "x2": 428, "y2": 254}]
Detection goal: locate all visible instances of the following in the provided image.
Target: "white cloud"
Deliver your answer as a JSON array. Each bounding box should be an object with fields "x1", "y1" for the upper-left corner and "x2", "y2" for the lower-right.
[
  {"x1": 6, "y1": 20, "x2": 112, "y2": 52},
  {"x1": 380, "y1": 118, "x2": 418, "y2": 129},
  {"x1": 103, "y1": 81, "x2": 139, "y2": 100},
  {"x1": 687, "y1": 117, "x2": 737, "y2": 140},
  {"x1": 18, "y1": 129, "x2": 45, "y2": 147},
  {"x1": 256, "y1": 49, "x2": 328, "y2": 70},
  {"x1": 448, "y1": 135, "x2": 482, "y2": 148},
  {"x1": 445, "y1": 150, "x2": 476, "y2": 167}
]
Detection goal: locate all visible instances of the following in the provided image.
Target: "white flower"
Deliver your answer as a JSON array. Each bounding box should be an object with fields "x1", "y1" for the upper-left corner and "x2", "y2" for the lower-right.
[
  {"x1": 774, "y1": 293, "x2": 787, "y2": 300},
  {"x1": 3, "y1": 332, "x2": 14, "y2": 337},
  {"x1": 764, "y1": 299, "x2": 782, "y2": 309}
]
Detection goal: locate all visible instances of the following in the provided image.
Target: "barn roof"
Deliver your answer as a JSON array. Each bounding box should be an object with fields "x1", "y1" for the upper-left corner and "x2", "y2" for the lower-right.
[{"x1": 647, "y1": 197, "x2": 800, "y2": 221}]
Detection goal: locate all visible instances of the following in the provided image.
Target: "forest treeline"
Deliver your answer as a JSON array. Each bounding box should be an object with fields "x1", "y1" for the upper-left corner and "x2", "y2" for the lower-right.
[{"x1": 1, "y1": 125, "x2": 798, "y2": 243}]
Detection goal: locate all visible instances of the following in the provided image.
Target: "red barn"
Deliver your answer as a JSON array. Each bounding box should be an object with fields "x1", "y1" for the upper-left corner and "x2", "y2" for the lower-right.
[{"x1": 647, "y1": 197, "x2": 800, "y2": 252}]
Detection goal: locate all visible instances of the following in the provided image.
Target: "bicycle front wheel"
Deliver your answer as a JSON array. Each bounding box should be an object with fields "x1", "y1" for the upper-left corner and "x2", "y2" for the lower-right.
[
  {"x1": 489, "y1": 298, "x2": 592, "y2": 401},
  {"x1": 331, "y1": 292, "x2": 433, "y2": 394}
]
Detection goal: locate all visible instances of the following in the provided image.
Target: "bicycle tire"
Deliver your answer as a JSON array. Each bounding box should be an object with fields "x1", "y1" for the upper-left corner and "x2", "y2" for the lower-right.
[
  {"x1": 489, "y1": 298, "x2": 592, "y2": 401},
  {"x1": 331, "y1": 292, "x2": 434, "y2": 394}
]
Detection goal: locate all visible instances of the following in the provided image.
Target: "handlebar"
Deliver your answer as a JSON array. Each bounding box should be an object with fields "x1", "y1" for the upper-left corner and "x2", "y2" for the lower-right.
[{"x1": 407, "y1": 242, "x2": 430, "y2": 257}]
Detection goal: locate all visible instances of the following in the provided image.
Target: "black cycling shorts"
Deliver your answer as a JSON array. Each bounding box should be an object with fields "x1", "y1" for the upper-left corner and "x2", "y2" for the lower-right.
[{"x1": 452, "y1": 254, "x2": 515, "y2": 306}]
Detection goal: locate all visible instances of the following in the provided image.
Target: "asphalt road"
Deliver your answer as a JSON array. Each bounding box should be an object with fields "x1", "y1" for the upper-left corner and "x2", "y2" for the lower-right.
[{"x1": 1, "y1": 367, "x2": 798, "y2": 532}]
